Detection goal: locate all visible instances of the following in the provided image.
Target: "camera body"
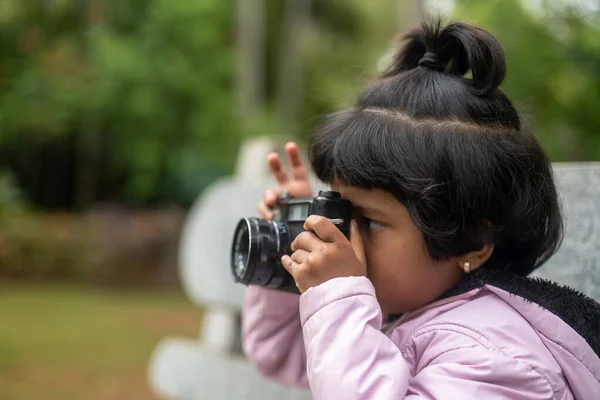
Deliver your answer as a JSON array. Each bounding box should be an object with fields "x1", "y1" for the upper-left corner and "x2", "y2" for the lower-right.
[{"x1": 230, "y1": 191, "x2": 351, "y2": 293}]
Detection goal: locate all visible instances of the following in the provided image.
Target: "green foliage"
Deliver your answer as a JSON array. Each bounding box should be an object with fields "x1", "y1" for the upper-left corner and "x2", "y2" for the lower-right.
[
  {"x1": 299, "y1": 0, "x2": 400, "y2": 140},
  {"x1": 0, "y1": 0, "x2": 238, "y2": 206},
  {"x1": 0, "y1": 0, "x2": 401, "y2": 208},
  {"x1": 454, "y1": 0, "x2": 600, "y2": 161},
  {"x1": 90, "y1": 0, "x2": 239, "y2": 202},
  {"x1": 3, "y1": 0, "x2": 598, "y2": 209}
]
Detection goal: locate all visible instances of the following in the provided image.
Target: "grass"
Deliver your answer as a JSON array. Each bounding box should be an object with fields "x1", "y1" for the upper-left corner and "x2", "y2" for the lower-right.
[{"x1": 0, "y1": 282, "x2": 203, "y2": 400}]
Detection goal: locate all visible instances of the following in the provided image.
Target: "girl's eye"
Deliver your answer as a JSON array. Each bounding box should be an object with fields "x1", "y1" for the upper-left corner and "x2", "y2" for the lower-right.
[{"x1": 364, "y1": 218, "x2": 384, "y2": 231}]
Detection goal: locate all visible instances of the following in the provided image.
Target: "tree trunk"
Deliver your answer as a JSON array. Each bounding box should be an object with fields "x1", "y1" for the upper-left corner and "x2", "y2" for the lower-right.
[
  {"x1": 74, "y1": 123, "x2": 100, "y2": 209},
  {"x1": 237, "y1": 0, "x2": 266, "y2": 118},
  {"x1": 275, "y1": 0, "x2": 310, "y2": 136}
]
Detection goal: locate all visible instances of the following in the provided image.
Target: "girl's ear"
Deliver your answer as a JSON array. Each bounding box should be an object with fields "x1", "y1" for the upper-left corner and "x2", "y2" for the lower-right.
[{"x1": 457, "y1": 243, "x2": 495, "y2": 274}]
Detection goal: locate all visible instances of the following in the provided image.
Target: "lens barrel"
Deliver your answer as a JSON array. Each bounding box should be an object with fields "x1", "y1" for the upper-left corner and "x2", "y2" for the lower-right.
[{"x1": 230, "y1": 218, "x2": 296, "y2": 290}]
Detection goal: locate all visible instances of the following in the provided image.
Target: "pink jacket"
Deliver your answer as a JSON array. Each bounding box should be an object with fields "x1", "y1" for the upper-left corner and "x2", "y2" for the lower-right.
[{"x1": 242, "y1": 271, "x2": 600, "y2": 399}]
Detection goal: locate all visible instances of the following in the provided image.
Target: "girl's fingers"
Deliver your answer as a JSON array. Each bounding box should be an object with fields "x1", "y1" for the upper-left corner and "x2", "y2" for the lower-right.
[
  {"x1": 267, "y1": 153, "x2": 290, "y2": 185},
  {"x1": 257, "y1": 201, "x2": 273, "y2": 220},
  {"x1": 303, "y1": 215, "x2": 345, "y2": 244},
  {"x1": 285, "y1": 142, "x2": 309, "y2": 181},
  {"x1": 290, "y1": 230, "x2": 322, "y2": 252},
  {"x1": 281, "y1": 255, "x2": 299, "y2": 280},
  {"x1": 264, "y1": 188, "x2": 280, "y2": 207},
  {"x1": 290, "y1": 249, "x2": 310, "y2": 264}
]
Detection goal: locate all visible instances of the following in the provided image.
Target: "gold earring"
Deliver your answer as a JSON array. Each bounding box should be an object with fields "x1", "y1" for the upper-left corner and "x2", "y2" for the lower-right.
[{"x1": 463, "y1": 261, "x2": 471, "y2": 274}]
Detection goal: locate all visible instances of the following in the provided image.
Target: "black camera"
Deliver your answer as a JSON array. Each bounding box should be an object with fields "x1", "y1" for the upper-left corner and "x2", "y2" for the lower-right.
[{"x1": 230, "y1": 191, "x2": 351, "y2": 294}]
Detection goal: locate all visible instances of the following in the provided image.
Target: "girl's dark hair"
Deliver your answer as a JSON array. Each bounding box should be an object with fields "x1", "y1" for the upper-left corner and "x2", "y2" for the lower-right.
[{"x1": 309, "y1": 20, "x2": 563, "y2": 275}]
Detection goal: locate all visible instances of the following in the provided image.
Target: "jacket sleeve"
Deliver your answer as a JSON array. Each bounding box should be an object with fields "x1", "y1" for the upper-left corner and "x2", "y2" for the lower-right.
[
  {"x1": 241, "y1": 286, "x2": 309, "y2": 388},
  {"x1": 299, "y1": 276, "x2": 555, "y2": 400},
  {"x1": 299, "y1": 276, "x2": 411, "y2": 398}
]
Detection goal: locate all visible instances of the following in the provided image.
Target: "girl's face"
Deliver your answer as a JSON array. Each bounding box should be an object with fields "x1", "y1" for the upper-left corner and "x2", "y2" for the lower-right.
[{"x1": 332, "y1": 183, "x2": 467, "y2": 315}]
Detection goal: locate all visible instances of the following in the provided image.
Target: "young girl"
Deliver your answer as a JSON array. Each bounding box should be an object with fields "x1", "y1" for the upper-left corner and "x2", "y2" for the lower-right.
[{"x1": 243, "y1": 20, "x2": 600, "y2": 399}]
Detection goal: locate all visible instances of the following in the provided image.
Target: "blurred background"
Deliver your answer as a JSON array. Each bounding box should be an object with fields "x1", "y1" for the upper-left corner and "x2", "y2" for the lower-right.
[{"x1": 1, "y1": 0, "x2": 599, "y2": 398}]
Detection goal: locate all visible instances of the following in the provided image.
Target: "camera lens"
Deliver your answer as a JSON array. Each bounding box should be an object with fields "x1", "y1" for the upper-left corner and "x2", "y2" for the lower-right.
[
  {"x1": 231, "y1": 219, "x2": 251, "y2": 279},
  {"x1": 230, "y1": 218, "x2": 296, "y2": 290}
]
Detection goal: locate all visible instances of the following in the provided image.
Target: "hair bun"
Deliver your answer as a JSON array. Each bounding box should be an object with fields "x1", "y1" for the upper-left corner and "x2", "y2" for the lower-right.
[
  {"x1": 384, "y1": 20, "x2": 507, "y2": 96},
  {"x1": 418, "y1": 52, "x2": 445, "y2": 71}
]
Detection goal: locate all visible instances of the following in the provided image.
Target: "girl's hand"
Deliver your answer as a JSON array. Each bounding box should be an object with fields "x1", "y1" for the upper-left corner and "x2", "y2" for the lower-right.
[
  {"x1": 257, "y1": 142, "x2": 313, "y2": 221},
  {"x1": 282, "y1": 216, "x2": 367, "y2": 293}
]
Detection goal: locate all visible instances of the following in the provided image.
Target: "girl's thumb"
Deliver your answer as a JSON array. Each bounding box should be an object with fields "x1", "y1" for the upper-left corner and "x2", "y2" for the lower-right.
[{"x1": 350, "y1": 220, "x2": 366, "y2": 268}]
